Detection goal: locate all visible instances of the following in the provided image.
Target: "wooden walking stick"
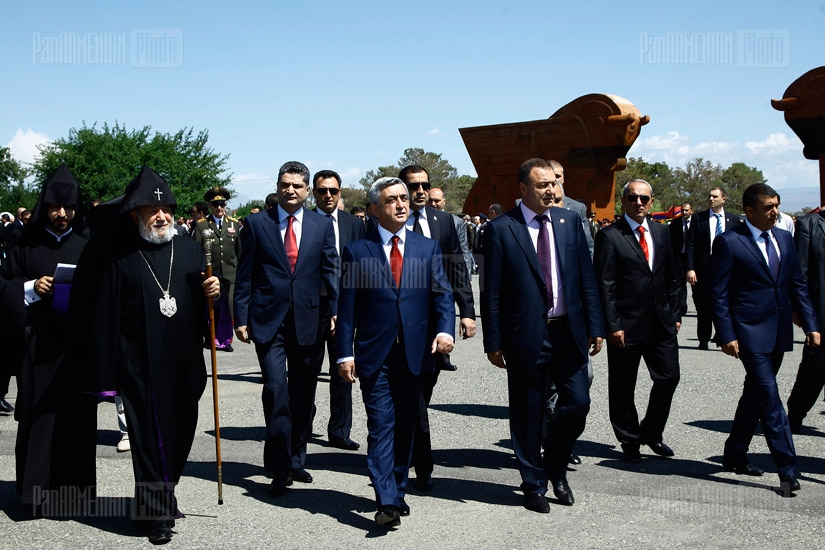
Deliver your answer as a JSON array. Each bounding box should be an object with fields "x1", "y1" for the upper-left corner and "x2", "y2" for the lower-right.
[{"x1": 201, "y1": 228, "x2": 224, "y2": 505}]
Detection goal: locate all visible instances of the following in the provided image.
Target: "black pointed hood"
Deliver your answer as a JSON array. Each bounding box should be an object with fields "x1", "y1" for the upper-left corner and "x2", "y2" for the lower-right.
[{"x1": 30, "y1": 163, "x2": 83, "y2": 225}]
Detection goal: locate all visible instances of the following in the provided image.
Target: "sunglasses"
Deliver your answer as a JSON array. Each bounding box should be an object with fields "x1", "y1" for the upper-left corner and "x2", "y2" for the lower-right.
[
  {"x1": 407, "y1": 182, "x2": 431, "y2": 191},
  {"x1": 626, "y1": 194, "x2": 651, "y2": 204},
  {"x1": 211, "y1": 201, "x2": 227, "y2": 207},
  {"x1": 551, "y1": 197, "x2": 563, "y2": 204},
  {"x1": 314, "y1": 187, "x2": 340, "y2": 196}
]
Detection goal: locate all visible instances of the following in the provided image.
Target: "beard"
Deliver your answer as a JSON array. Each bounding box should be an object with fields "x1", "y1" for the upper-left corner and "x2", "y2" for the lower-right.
[{"x1": 138, "y1": 221, "x2": 174, "y2": 244}]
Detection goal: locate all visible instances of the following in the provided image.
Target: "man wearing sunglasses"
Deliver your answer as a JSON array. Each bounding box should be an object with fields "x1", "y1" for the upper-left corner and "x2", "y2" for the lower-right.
[
  {"x1": 399, "y1": 164, "x2": 476, "y2": 493},
  {"x1": 311, "y1": 170, "x2": 364, "y2": 452},
  {"x1": 193, "y1": 187, "x2": 242, "y2": 351},
  {"x1": 594, "y1": 179, "x2": 682, "y2": 463},
  {"x1": 686, "y1": 187, "x2": 740, "y2": 350}
]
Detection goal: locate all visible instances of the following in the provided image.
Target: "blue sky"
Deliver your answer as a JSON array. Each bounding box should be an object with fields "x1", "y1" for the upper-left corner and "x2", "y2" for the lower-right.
[{"x1": 3, "y1": 1, "x2": 825, "y2": 211}]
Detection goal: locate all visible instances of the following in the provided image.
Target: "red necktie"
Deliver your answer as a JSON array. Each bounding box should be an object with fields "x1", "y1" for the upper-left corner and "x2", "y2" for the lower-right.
[
  {"x1": 390, "y1": 235, "x2": 402, "y2": 287},
  {"x1": 637, "y1": 226, "x2": 649, "y2": 263},
  {"x1": 285, "y1": 215, "x2": 298, "y2": 272}
]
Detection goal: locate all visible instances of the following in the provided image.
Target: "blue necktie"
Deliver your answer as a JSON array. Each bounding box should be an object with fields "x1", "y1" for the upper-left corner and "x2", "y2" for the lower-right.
[
  {"x1": 762, "y1": 231, "x2": 780, "y2": 281},
  {"x1": 714, "y1": 213, "x2": 722, "y2": 237}
]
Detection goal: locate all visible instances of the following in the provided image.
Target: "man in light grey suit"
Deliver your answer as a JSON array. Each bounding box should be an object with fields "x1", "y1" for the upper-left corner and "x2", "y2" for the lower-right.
[{"x1": 549, "y1": 161, "x2": 594, "y2": 258}]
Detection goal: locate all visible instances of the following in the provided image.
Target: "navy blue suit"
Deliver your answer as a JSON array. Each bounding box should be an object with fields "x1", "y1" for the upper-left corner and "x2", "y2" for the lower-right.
[
  {"x1": 312, "y1": 208, "x2": 365, "y2": 443},
  {"x1": 710, "y1": 223, "x2": 818, "y2": 478},
  {"x1": 481, "y1": 205, "x2": 604, "y2": 494},
  {"x1": 336, "y1": 229, "x2": 454, "y2": 508},
  {"x1": 234, "y1": 206, "x2": 338, "y2": 477}
]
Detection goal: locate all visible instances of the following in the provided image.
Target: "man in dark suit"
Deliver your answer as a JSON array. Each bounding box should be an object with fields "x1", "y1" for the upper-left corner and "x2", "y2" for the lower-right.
[
  {"x1": 710, "y1": 183, "x2": 819, "y2": 495},
  {"x1": 233, "y1": 161, "x2": 339, "y2": 496},
  {"x1": 668, "y1": 201, "x2": 693, "y2": 316},
  {"x1": 311, "y1": 169, "x2": 364, "y2": 451},
  {"x1": 481, "y1": 158, "x2": 604, "y2": 513},
  {"x1": 594, "y1": 179, "x2": 682, "y2": 463},
  {"x1": 336, "y1": 177, "x2": 455, "y2": 527},
  {"x1": 686, "y1": 187, "x2": 740, "y2": 349},
  {"x1": 398, "y1": 165, "x2": 476, "y2": 492},
  {"x1": 786, "y1": 210, "x2": 825, "y2": 433}
]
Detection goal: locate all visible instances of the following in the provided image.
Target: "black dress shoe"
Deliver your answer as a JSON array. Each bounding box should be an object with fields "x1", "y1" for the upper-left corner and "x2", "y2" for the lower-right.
[
  {"x1": 722, "y1": 459, "x2": 764, "y2": 477},
  {"x1": 645, "y1": 441, "x2": 675, "y2": 457},
  {"x1": 218, "y1": 344, "x2": 233, "y2": 352},
  {"x1": 329, "y1": 437, "x2": 360, "y2": 451},
  {"x1": 569, "y1": 453, "x2": 582, "y2": 465},
  {"x1": 375, "y1": 506, "x2": 401, "y2": 527},
  {"x1": 552, "y1": 479, "x2": 574, "y2": 506},
  {"x1": 438, "y1": 362, "x2": 458, "y2": 372},
  {"x1": 698, "y1": 341, "x2": 709, "y2": 350},
  {"x1": 524, "y1": 493, "x2": 550, "y2": 513},
  {"x1": 780, "y1": 476, "x2": 801, "y2": 496},
  {"x1": 621, "y1": 444, "x2": 642, "y2": 463},
  {"x1": 148, "y1": 521, "x2": 173, "y2": 544},
  {"x1": 413, "y1": 475, "x2": 434, "y2": 491},
  {"x1": 0, "y1": 399, "x2": 13, "y2": 413},
  {"x1": 269, "y1": 473, "x2": 291, "y2": 497},
  {"x1": 398, "y1": 498, "x2": 410, "y2": 517},
  {"x1": 291, "y1": 468, "x2": 313, "y2": 483}
]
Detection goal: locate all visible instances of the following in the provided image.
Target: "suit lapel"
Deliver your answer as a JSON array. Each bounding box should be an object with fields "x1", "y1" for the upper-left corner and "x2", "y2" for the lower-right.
[
  {"x1": 736, "y1": 226, "x2": 772, "y2": 279},
  {"x1": 651, "y1": 223, "x2": 666, "y2": 272},
  {"x1": 508, "y1": 208, "x2": 543, "y2": 281},
  {"x1": 617, "y1": 218, "x2": 649, "y2": 268},
  {"x1": 294, "y1": 208, "x2": 315, "y2": 274},
  {"x1": 549, "y1": 208, "x2": 567, "y2": 275},
  {"x1": 263, "y1": 208, "x2": 289, "y2": 267},
  {"x1": 365, "y1": 231, "x2": 396, "y2": 291}
]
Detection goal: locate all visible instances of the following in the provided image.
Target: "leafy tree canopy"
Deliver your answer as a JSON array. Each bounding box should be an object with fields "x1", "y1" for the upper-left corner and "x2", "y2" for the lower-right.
[
  {"x1": 31, "y1": 122, "x2": 232, "y2": 214},
  {"x1": 0, "y1": 147, "x2": 35, "y2": 213}
]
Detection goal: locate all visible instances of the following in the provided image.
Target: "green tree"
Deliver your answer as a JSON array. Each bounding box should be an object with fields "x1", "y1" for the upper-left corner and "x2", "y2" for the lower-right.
[
  {"x1": 32, "y1": 122, "x2": 232, "y2": 213},
  {"x1": 358, "y1": 147, "x2": 470, "y2": 213},
  {"x1": 340, "y1": 187, "x2": 368, "y2": 210},
  {"x1": 672, "y1": 158, "x2": 724, "y2": 212},
  {"x1": 721, "y1": 162, "x2": 765, "y2": 212},
  {"x1": 614, "y1": 157, "x2": 678, "y2": 215},
  {"x1": 0, "y1": 147, "x2": 35, "y2": 213}
]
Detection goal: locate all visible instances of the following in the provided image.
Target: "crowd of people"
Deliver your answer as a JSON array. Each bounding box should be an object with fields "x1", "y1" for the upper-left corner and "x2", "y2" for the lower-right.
[{"x1": 1, "y1": 158, "x2": 824, "y2": 543}]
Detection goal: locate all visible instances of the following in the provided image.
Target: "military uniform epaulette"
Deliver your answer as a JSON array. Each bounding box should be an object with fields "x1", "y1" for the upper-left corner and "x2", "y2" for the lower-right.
[
  {"x1": 196, "y1": 218, "x2": 211, "y2": 226},
  {"x1": 225, "y1": 216, "x2": 238, "y2": 223}
]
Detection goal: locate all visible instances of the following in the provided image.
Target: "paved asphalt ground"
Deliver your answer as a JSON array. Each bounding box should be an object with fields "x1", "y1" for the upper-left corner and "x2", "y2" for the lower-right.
[{"x1": 1, "y1": 280, "x2": 825, "y2": 549}]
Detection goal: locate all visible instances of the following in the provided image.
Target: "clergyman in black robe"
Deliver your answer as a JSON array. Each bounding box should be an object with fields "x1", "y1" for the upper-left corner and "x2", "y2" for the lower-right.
[
  {"x1": 68, "y1": 166, "x2": 220, "y2": 544},
  {"x1": 0, "y1": 163, "x2": 97, "y2": 512}
]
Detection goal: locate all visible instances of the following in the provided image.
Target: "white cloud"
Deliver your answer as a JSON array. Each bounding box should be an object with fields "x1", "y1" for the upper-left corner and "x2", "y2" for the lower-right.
[
  {"x1": 632, "y1": 130, "x2": 820, "y2": 211},
  {"x1": 427, "y1": 127, "x2": 441, "y2": 135},
  {"x1": 6, "y1": 128, "x2": 50, "y2": 165}
]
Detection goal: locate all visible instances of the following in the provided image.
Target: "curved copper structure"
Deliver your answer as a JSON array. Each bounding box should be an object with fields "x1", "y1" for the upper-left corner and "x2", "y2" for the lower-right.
[{"x1": 460, "y1": 93, "x2": 649, "y2": 220}]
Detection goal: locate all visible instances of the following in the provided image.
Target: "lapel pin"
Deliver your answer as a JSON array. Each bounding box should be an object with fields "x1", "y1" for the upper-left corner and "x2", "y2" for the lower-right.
[{"x1": 560, "y1": 219, "x2": 565, "y2": 223}]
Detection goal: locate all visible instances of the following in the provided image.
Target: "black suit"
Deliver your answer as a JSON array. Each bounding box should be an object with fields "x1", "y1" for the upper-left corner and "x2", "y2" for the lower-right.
[
  {"x1": 481, "y1": 204, "x2": 604, "y2": 495},
  {"x1": 233, "y1": 206, "x2": 338, "y2": 481},
  {"x1": 594, "y1": 217, "x2": 681, "y2": 447},
  {"x1": 312, "y1": 208, "x2": 364, "y2": 443},
  {"x1": 788, "y1": 212, "x2": 825, "y2": 429},
  {"x1": 685, "y1": 209, "x2": 741, "y2": 345},
  {"x1": 668, "y1": 215, "x2": 692, "y2": 316},
  {"x1": 407, "y1": 205, "x2": 475, "y2": 482}
]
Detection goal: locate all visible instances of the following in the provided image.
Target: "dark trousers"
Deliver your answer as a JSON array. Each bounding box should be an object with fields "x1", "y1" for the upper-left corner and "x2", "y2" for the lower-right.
[
  {"x1": 359, "y1": 344, "x2": 423, "y2": 507},
  {"x1": 506, "y1": 317, "x2": 590, "y2": 495},
  {"x1": 724, "y1": 348, "x2": 798, "y2": 478},
  {"x1": 692, "y1": 282, "x2": 714, "y2": 344},
  {"x1": 255, "y1": 315, "x2": 322, "y2": 476},
  {"x1": 316, "y1": 331, "x2": 353, "y2": 442},
  {"x1": 787, "y1": 344, "x2": 825, "y2": 426},
  {"x1": 676, "y1": 253, "x2": 689, "y2": 317},
  {"x1": 607, "y1": 324, "x2": 680, "y2": 446},
  {"x1": 411, "y1": 354, "x2": 450, "y2": 478}
]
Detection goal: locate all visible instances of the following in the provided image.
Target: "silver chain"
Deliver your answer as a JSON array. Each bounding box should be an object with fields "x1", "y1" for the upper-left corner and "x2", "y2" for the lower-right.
[{"x1": 138, "y1": 239, "x2": 174, "y2": 296}]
